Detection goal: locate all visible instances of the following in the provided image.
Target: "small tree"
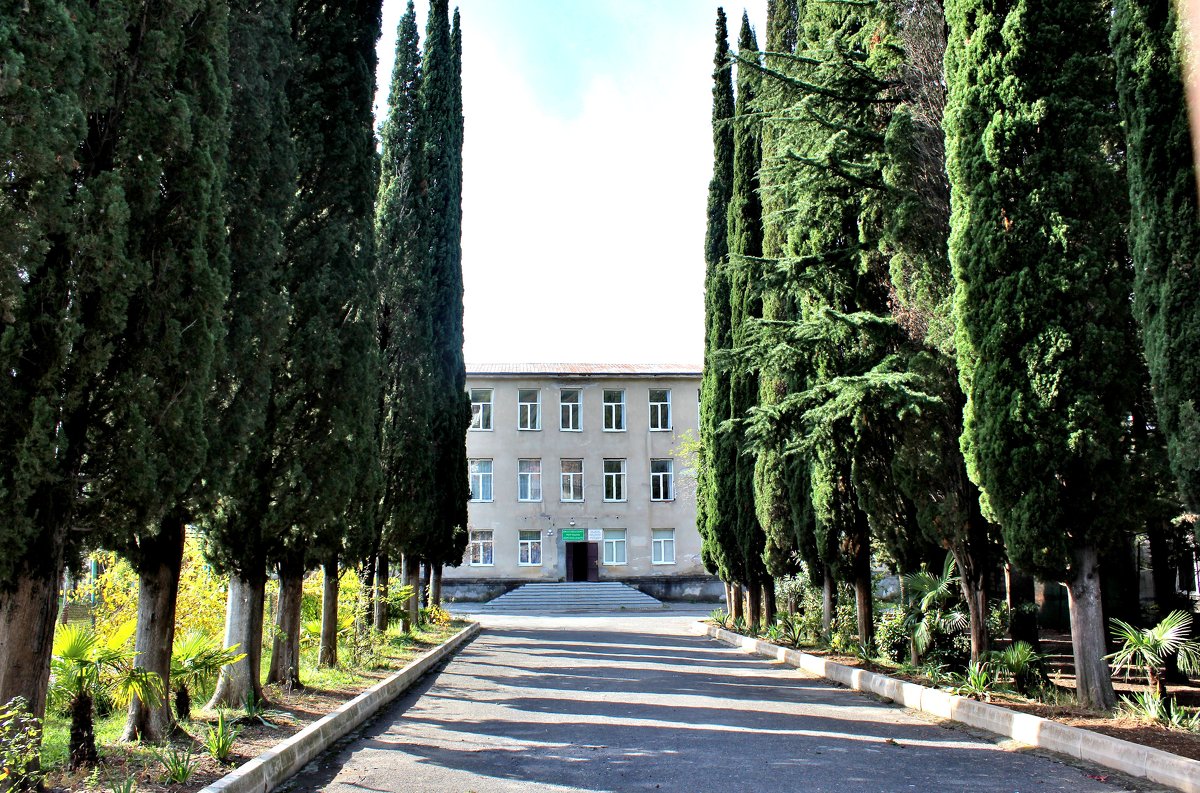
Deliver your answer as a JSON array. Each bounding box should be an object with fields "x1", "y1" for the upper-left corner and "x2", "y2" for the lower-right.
[{"x1": 1107, "y1": 611, "x2": 1200, "y2": 699}]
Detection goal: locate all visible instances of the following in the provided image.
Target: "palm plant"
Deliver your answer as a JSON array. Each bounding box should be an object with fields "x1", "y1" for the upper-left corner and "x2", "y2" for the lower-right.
[
  {"x1": 50, "y1": 622, "x2": 162, "y2": 769},
  {"x1": 901, "y1": 554, "x2": 967, "y2": 666},
  {"x1": 997, "y1": 641, "x2": 1045, "y2": 696},
  {"x1": 1107, "y1": 610, "x2": 1200, "y2": 699},
  {"x1": 170, "y1": 631, "x2": 245, "y2": 721}
]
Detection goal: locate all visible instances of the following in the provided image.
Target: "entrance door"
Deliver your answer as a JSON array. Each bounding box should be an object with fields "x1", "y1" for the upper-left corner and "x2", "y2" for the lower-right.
[{"x1": 565, "y1": 542, "x2": 600, "y2": 582}]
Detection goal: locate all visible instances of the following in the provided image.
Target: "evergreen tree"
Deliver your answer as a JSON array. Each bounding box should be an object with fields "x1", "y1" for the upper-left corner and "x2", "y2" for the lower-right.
[
  {"x1": 945, "y1": 0, "x2": 1139, "y2": 709},
  {"x1": 698, "y1": 7, "x2": 740, "y2": 614},
  {"x1": 1111, "y1": 0, "x2": 1200, "y2": 520}
]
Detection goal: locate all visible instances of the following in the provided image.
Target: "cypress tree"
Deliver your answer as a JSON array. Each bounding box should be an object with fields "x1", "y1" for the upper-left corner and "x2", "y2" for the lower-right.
[
  {"x1": 375, "y1": 0, "x2": 434, "y2": 625},
  {"x1": 945, "y1": 0, "x2": 1139, "y2": 709},
  {"x1": 1111, "y1": 1, "x2": 1200, "y2": 520},
  {"x1": 203, "y1": 0, "x2": 298, "y2": 708},
  {"x1": 698, "y1": 8, "x2": 740, "y2": 615}
]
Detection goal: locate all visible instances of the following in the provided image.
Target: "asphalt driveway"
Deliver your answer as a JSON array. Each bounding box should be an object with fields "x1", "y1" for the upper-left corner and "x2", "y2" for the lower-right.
[{"x1": 278, "y1": 609, "x2": 1161, "y2": 793}]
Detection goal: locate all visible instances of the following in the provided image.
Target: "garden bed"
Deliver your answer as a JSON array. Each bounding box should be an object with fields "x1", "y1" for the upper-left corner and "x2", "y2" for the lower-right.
[{"x1": 40, "y1": 619, "x2": 470, "y2": 793}]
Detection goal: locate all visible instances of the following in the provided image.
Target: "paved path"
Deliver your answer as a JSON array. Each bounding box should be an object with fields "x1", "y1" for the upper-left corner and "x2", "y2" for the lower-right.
[{"x1": 280, "y1": 609, "x2": 1160, "y2": 793}]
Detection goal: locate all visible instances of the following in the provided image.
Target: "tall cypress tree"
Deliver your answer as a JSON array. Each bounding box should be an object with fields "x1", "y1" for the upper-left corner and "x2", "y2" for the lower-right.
[
  {"x1": 698, "y1": 7, "x2": 740, "y2": 615},
  {"x1": 945, "y1": 0, "x2": 1139, "y2": 709},
  {"x1": 1111, "y1": 1, "x2": 1200, "y2": 521}
]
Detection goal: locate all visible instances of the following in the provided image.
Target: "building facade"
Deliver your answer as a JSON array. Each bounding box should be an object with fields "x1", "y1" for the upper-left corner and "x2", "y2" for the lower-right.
[{"x1": 442, "y1": 363, "x2": 721, "y2": 601}]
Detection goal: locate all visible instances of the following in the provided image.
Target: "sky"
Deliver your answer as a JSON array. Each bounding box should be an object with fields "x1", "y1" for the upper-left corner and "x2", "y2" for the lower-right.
[{"x1": 374, "y1": 1, "x2": 767, "y2": 365}]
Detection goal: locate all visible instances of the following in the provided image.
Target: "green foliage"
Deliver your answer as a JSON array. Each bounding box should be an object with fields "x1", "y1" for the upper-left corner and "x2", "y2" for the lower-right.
[
  {"x1": 996, "y1": 642, "x2": 1045, "y2": 697},
  {"x1": 875, "y1": 608, "x2": 910, "y2": 665},
  {"x1": 50, "y1": 623, "x2": 163, "y2": 714},
  {"x1": 952, "y1": 660, "x2": 995, "y2": 701},
  {"x1": 1107, "y1": 610, "x2": 1200, "y2": 693},
  {"x1": 709, "y1": 609, "x2": 731, "y2": 629},
  {"x1": 1117, "y1": 690, "x2": 1200, "y2": 731},
  {"x1": 170, "y1": 632, "x2": 245, "y2": 720},
  {"x1": 109, "y1": 777, "x2": 137, "y2": 793},
  {"x1": 204, "y1": 711, "x2": 241, "y2": 763},
  {"x1": 0, "y1": 697, "x2": 44, "y2": 791},
  {"x1": 153, "y1": 744, "x2": 198, "y2": 784}
]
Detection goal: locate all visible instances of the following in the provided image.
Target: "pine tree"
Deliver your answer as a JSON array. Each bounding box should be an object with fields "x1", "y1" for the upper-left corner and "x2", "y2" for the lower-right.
[
  {"x1": 698, "y1": 7, "x2": 740, "y2": 613},
  {"x1": 945, "y1": 0, "x2": 1139, "y2": 709},
  {"x1": 1111, "y1": 0, "x2": 1200, "y2": 521}
]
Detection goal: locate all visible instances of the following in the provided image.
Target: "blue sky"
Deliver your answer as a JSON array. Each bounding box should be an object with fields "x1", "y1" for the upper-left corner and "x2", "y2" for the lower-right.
[{"x1": 375, "y1": 2, "x2": 766, "y2": 364}]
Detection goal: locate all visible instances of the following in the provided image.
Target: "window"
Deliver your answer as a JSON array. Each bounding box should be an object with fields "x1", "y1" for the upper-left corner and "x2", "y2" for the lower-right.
[
  {"x1": 649, "y1": 388, "x2": 672, "y2": 431},
  {"x1": 470, "y1": 389, "x2": 493, "y2": 430},
  {"x1": 603, "y1": 389, "x2": 625, "y2": 431},
  {"x1": 603, "y1": 528, "x2": 627, "y2": 565},
  {"x1": 518, "y1": 459, "x2": 542, "y2": 501},
  {"x1": 560, "y1": 389, "x2": 581, "y2": 431},
  {"x1": 469, "y1": 530, "x2": 493, "y2": 566},
  {"x1": 468, "y1": 459, "x2": 493, "y2": 502},
  {"x1": 518, "y1": 389, "x2": 541, "y2": 430},
  {"x1": 560, "y1": 459, "x2": 584, "y2": 502},
  {"x1": 652, "y1": 528, "x2": 676, "y2": 564},
  {"x1": 518, "y1": 530, "x2": 542, "y2": 566},
  {"x1": 603, "y1": 459, "x2": 626, "y2": 501},
  {"x1": 651, "y1": 459, "x2": 674, "y2": 501}
]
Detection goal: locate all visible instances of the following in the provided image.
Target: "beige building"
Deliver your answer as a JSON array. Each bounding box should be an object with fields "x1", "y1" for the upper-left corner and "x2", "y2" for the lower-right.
[{"x1": 442, "y1": 363, "x2": 721, "y2": 601}]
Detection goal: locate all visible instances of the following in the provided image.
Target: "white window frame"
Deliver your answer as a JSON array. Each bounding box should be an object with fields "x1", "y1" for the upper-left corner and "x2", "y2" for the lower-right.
[
  {"x1": 560, "y1": 459, "x2": 584, "y2": 502},
  {"x1": 560, "y1": 388, "x2": 582, "y2": 431},
  {"x1": 649, "y1": 388, "x2": 672, "y2": 431},
  {"x1": 518, "y1": 530, "x2": 543, "y2": 566},
  {"x1": 651, "y1": 459, "x2": 674, "y2": 501},
  {"x1": 652, "y1": 528, "x2": 676, "y2": 565},
  {"x1": 470, "y1": 388, "x2": 493, "y2": 431},
  {"x1": 518, "y1": 458, "x2": 542, "y2": 502},
  {"x1": 518, "y1": 389, "x2": 541, "y2": 431},
  {"x1": 469, "y1": 530, "x2": 494, "y2": 566},
  {"x1": 468, "y1": 458, "x2": 493, "y2": 502},
  {"x1": 603, "y1": 459, "x2": 626, "y2": 502},
  {"x1": 602, "y1": 528, "x2": 627, "y2": 566},
  {"x1": 603, "y1": 389, "x2": 626, "y2": 431}
]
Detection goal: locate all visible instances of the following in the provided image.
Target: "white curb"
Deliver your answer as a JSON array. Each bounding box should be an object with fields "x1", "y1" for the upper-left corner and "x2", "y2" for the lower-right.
[
  {"x1": 197, "y1": 622, "x2": 481, "y2": 793},
  {"x1": 706, "y1": 624, "x2": 1200, "y2": 793}
]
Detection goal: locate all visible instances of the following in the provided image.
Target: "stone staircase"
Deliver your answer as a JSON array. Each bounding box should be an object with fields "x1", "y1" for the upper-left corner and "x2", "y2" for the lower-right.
[{"x1": 479, "y1": 582, "x2": 665, "y2": 613}]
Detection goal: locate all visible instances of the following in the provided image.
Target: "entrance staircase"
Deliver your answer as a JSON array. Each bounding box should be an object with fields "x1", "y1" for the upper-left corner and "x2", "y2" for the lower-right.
[{"x1": 479, "y1": 582, "x2": 665, "y2": 613}]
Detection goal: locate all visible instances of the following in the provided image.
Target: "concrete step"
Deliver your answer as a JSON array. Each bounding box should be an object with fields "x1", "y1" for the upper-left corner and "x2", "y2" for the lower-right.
[{"x1": 481, "y1": 582, "x2": 664, "y2": 613}]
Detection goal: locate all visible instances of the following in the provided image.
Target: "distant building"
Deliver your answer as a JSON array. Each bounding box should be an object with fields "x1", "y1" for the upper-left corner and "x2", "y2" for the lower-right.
[{"x1": 442, "y1": 363, "x2": 721, "y2": 601}]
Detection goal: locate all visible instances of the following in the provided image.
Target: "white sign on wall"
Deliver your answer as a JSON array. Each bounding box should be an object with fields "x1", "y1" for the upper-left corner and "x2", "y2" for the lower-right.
[{"x1": 587, "y1": 528, "x2": 603, "y2": 542}]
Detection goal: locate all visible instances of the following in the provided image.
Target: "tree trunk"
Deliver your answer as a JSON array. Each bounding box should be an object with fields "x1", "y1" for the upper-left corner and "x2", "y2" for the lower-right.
[
  {"x1": 1066, "y1": 545, "x2": 1116, "y2": 710},
  {"x1": 431, "y1": 565, "x2": 442, "y2": 606},
  {"x1": 762, "y1": 581, "x2": 776, "y2": 625},
  {"x1": 319, "y1": 556, "x2": 339, "y2": 668},
  {"x1": 729, "y1": 583, "x2": 744, "y2": 621},
  {"x1": 68, "y1": 692, "x2": 98, "y2": 770},
  {"x1": 362, "y1": 553, "x2": 376, "y2": 632},
  {"x1": 374, "y1": 551, "x2": 389, "y2": 632},
  {"x1": 822, "y1": 570, "x2": 836, "y2": 635},
  {"x1": 405, "y1": 555, "x2": 419, "y2": 629},
  {"x1": 745, "y1": 584, "x2": 762, "y2": 630},
  {"x1": 724, "y1": 581, "x2": 734, "y2": 614},
  {"x1": 420, "y1": 562, "x2": 430, "y2": 608},
  {"x1": 854, "y1": 572, "x2": 873, "y2": 650},
  {"x1": 207, "y1": 571, "x2": 266, "y2": 708},
  {"x1": 0, "y1": 565, "x2": 62, "y2": 724},
  {"x1": 953, "y1": 544, "x2": 990, "y2": 662},
  {"x1": 267, "y1": 559, "x2": 304, "y2": 691},
  {"x1": 122, "y1": 514, "x2": 185, "y2": 742},
  {"x1": 1005, "y1": 563, "x2": 1040, "y2": 651}
]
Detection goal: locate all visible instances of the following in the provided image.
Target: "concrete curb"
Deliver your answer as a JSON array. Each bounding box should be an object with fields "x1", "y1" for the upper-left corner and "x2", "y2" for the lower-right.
[
  {"x1": 706, "y1": 624, "x2": 1200, "y2": 793},
  {"x1": 198, "y1": 622, "x2": 481, "y2": 793}
]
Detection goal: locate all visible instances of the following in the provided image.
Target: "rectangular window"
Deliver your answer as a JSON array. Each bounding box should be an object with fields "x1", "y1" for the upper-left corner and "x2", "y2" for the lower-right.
[
  {"x1": 603, "y1": 459, "x2": 626, "y2": 502},
  {"x1": 560, "y1": 459, "x2": 584, "y2": 502},
  {"x1": 603, "y1": 528, "x2": 627, "y2": 565},
  {"x1": 649, "y1": 388, "x2": 672, "y2": 431},
  {"x1": 470, "y1": 388, "x2": 493, "y2": 431},
  {"x1": 518, "y1": 389, "x2": 541, "y2": 430},
  {"x1": 651, "y1": 459, "x2": 674, "y2": 501},
  {"x1": 603, "y1": 389, "x2": 626, "y2": 431},
  {"x1": 560, "y1": 389, "x2": 582, "y2": 431},
  {"x1": 469, "y1": 530, "x2": 494, "y2": 566},
  {"x1": 652, "y1": 528, "x2": 676, "y2": 564},
  {"x1": 518, "y1": 459, "x2": 542, "y2": 501},
  {"x1": 518, "y1": 530, "x2": 542, "y2": 566},
  {"x1": 468, "y1": 459, "x2": 493, "y2": 502}
]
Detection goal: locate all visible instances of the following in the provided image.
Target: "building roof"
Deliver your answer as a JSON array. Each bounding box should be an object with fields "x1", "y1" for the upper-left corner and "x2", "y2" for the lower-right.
[{"x1": 466, "y1": 363, "x2": 702, "y2": 377}]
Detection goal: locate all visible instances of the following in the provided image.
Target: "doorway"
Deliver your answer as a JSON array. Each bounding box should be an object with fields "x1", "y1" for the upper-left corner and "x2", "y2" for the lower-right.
[{"x1": 565, "y1": 542, "x2": 599, "y2": 582}]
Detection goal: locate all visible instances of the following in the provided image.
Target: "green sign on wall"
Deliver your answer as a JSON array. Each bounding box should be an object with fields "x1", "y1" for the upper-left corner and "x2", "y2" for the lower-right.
[{"x1": 561, "y1": 529, "x2": 586, "y2": 542}]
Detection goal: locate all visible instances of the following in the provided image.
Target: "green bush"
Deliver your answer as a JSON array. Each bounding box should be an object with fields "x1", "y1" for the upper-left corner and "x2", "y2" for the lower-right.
[
  {"x1": 875, "y1": 607, "x2": 909, "y2": 664},
  {"x1": 0, "y1": 697, "x2": 44, "y2": 791}
]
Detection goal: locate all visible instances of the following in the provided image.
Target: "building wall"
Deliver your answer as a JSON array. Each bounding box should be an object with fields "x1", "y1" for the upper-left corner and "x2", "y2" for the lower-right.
[{"x1": 445, "y1": 369, "x2": 712, "y2": 590}]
